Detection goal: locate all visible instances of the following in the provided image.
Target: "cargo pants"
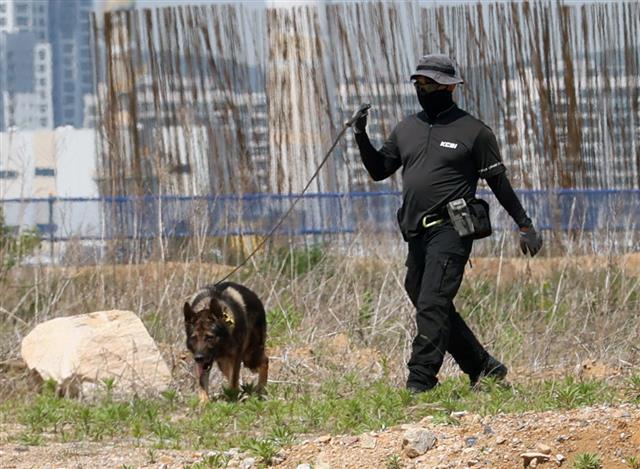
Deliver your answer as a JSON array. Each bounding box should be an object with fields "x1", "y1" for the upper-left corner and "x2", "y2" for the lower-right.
[{"x1": 404, "y1": 221, "x2": 489, "y2": 390}]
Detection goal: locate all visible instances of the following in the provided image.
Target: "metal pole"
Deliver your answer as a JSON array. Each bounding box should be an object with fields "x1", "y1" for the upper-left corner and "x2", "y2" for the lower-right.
[{"x1": 48, "y1": 196, "x2": 55, "y2": 262}]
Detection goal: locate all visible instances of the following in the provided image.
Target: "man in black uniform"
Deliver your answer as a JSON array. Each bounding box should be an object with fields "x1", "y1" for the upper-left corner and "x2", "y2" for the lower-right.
[{"x1": 352, "y1": 54, "x2": 542, "y2": 393}]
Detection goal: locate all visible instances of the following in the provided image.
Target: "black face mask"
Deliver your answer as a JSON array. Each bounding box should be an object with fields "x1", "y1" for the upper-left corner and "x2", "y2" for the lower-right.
[{"x1": 416, "y1": 89, "x2": 454, "y2": 120}]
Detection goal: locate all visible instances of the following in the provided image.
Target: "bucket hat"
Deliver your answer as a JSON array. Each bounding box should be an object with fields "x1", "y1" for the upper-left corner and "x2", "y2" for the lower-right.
[{"x1": 410, "y1": 54, "x2": 464, "y2": 85}]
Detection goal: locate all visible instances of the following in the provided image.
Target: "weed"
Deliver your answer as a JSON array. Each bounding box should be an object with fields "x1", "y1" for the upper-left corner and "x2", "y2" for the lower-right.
[
  {"x1": 266, "y1": 245, "x2": 326, "y2": 276},
  {"x1": 270, "y1": 425, "x2": 296, "y2": 446},
  {"x1": 18, "y1": 432, "x2": 43, "y2": 446},
  {"x1": 627, "y1": 375, "x2": 640, "y2": 402},
  {"x1": 386, "y1": 454, "x2": 403, "y2": 469},
  {"x1": 161, "y1": 389, "x2": 179, "y2": 406},
  {"x1": 357, "y1": 289, "x2": 374, "y2": 340},
  {"x1": 185, "y1": 463, "x2": 211, "y2": 469},
  {"x1": 552, "y1": 378, "x2": 609, "y2": 409},
  {"x1": 146, "y1": 447, "x2": 156, "y2": 464},
  {"x1": 242, "y1": 438, "x2": 279, "y2": 465},
  {"x1": 626, "y1": 456, "x2": 640, "y2": 469},
  {"x1": 265, "y1": 304, "x2": 302, "y2": 345},
  {"x1": 573, "y1": 452, "x2": 602, "y2": 469},
  {"x1": 184, "y1": 464, "x2": 205, "y2": 469},
  {"x1": 102, "y1": 377, "x2": 116, "y2": 394},
  {"x1": 201, "y1": 453, "x2": 230, "y2": 468}
]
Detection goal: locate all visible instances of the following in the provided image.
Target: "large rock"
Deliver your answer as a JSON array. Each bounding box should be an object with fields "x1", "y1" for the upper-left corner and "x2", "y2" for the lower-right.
[{"x1": 21, "y1": 310, "x2": 172, "y2": 396}]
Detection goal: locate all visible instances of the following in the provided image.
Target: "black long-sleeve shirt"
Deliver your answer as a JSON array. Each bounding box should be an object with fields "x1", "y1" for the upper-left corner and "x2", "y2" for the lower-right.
[{"x1": 355, "y1": 105, "x2": 531, "y2": 239}]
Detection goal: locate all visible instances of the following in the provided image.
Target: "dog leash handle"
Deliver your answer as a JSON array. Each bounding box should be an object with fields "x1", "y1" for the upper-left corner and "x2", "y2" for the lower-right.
[{"x1": 345, "y1": 103, "x2": 371, "y2": 127}]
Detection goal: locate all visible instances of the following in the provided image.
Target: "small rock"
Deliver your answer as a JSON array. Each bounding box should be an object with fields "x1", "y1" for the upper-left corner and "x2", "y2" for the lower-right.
[
  {"x1": 521, "y1": 452, "x2": 551, "y2": 468},
  {"x1": 536, "y1": 443, "x2": 552, "y2": 455},
  {"x1": 468, "y1": 460, "x2": 479, "y2": 466},
  {"x1": 402, "y1": 428, "x2": 437, "y2": 458},
  {"x1": 556, "y1": 435, "x2": 568, "y2": 442},
  {"x1": 157, "y1": 465, "x2": 168, "y2": 469},
  {"x1": 495, "y1": 435, "x2": 506, "y2": 445},
  {"x1": 451, "y1": 411, "x2": 468, "y2": 418},
  {"x1": 465, "y1": 436, "x2": 477, "y2": 447},
  {"x1": 483, "y1": 425, "x2": 495, "y2": 435},
  {"x1": 315, "y1": 435, "x2": 332, "y2": 444},
  {"x1": 420, "y1": 415, "x2": 435, "y2": 425},
  {"x1": 296, "y1": 465, "x2": 312, "y2": 469},
  {"x1": 341, "y1": 436, "x2": 359, "y2": 446},
  {"x1": 225, "y1": 448, "x2": 241, "y2": 457},
  {"x1": 556, "y1": 454, "x2": 566, "y2": 464},
  {"x1": 359, "y1": 435, "x2": 377, "y2": 449},
  {"x1": 240, "y1": 457, "x2": 256, "y2": 469},
  {"x1": 14, "y1": 446, "x2": 29, "y2": 452}
]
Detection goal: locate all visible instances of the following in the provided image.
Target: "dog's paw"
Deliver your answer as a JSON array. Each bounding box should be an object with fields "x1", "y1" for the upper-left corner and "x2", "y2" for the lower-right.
[
  {"x1": 198, "y1": 389, "x2": 210, "y2": 404},
  {"x1": 220, "y1": 386, "x2": 242, "y2": 402}
]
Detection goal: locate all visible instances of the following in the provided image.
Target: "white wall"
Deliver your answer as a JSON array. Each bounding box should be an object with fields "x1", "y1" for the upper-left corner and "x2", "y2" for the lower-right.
[
  {"x1": 0, "y1": 127, "x2": 99, "y2": 236},
  {"x1": 0, "y1": 127, "x2": 97, "y2": 199}
]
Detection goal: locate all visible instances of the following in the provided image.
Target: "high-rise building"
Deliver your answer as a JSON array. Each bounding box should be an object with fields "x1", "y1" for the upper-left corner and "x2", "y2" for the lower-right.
[
  {"x1": 0, "y1": 0, "x2": 53, "y2": 131},
  {"x1": 0, "y1": 0, "x2": 48, "y2": 39},
  {"x1": 48, "y1": 0, "x2": 95, "y2": 128},
  {"x1": 0, "y1": 0, "x2": 96, "y2": 131}
]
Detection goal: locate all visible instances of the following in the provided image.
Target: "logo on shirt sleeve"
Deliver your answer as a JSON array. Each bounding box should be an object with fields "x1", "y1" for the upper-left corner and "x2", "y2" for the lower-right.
[{"x1": 440, "y1": 141, "x2": 458, "y2": 149}]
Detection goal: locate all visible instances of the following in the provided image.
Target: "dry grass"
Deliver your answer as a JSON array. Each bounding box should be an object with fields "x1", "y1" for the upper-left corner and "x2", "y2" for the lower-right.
[{"x1": 1, "y1": 232, "x2": 639, "y2": 396}]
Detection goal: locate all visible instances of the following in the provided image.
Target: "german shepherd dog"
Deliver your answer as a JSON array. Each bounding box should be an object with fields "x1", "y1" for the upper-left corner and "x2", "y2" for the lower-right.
[{"x1": 183, "y1": 282, "x2": 268, "y2": 402}]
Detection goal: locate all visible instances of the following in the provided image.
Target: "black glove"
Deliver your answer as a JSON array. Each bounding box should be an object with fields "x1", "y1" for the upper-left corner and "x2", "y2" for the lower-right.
[
  {"x1": 347, "y1": 103, "x2": 371, "y2": 134},
  {"x1": 519, "y1": 225, "x2": 542, "y2": 257},
  {"x1": 353, "y1": 112, "x2": 367, "y2": 134}
]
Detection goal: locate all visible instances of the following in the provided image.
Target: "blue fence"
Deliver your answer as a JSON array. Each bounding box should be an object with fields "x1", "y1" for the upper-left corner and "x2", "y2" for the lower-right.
[{"x1": 0, "y1": 189, "x2": 639, "y2": 241}]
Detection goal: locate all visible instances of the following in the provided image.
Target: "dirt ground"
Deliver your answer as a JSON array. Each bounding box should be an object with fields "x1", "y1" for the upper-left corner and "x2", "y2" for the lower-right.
[{"x1": 1, "y1": 403, "x2": 639, "y2": 469}]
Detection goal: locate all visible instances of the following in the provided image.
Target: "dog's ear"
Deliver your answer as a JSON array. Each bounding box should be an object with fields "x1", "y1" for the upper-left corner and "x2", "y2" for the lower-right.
[
  {"x1": 183, "y1": 302, "x2": 196, "y2": 326},
  {"x1": 208, "y1": 295, "x2": 224, "y2": 320}
]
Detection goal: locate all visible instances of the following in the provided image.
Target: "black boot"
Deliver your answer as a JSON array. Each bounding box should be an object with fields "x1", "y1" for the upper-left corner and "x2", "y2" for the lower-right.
[
  {"x1": 470, "y1": 355, "x2": 507, "y2": 388},
  {"x1": 406, "y1": 377, "x2": 438, "y2": 395}
]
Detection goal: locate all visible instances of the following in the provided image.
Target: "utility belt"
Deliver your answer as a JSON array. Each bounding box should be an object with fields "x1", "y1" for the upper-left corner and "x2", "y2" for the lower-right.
[
  {"x1": 420, "y1": 212, "x2": 448, "y2": 229},
  {"x1": 420, "y1": 198, "x2": 492, "y2": 240}
]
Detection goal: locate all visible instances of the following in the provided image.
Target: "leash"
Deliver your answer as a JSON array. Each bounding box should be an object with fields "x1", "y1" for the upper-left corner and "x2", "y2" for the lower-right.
[{"x1": 215, "y1": 103, "x2": 372, "y2": 285}]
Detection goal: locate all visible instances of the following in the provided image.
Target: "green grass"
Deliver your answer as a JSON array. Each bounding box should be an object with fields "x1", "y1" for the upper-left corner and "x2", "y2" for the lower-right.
[
  {"x1": 1, "y1": 373, "x2": 634, "y2": 460},
  {"x1": 626, "y1": 456, "x2": 640, "y2": 469},
  {"x1": 386, "y1": 454, "x2": 403, "y2": 469},
  {"x1": 265, "y1": 304, "x2": 303, "y2": 347},
  {"x1": 573, "y1": 452, "x2": 602, "y2": 469}
]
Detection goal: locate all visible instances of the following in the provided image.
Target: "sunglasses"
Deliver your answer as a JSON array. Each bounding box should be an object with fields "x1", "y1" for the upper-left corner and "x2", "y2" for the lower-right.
[{"x1": 412, "y1": 78, "x2": 447, "y2": 93}]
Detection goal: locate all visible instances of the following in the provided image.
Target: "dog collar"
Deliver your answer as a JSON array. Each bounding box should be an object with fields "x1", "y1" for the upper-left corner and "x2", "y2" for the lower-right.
[{"x1": 222, "y1": 310, "x2": 235, "y2": 327}]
